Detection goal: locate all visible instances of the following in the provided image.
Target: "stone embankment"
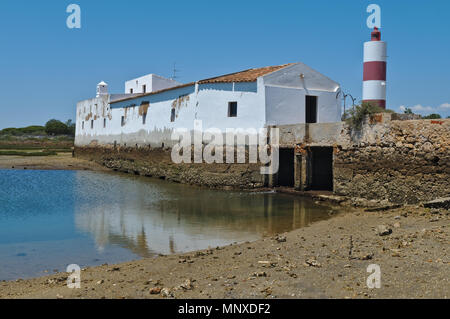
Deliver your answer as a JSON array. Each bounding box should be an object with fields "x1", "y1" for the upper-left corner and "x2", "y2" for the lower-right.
[
  {"x1": 74, "y1": 147, "x2": 265, "y2": 189},
  {"x1": 334, "y1": 118, "x2": 450, "y2": 204}
]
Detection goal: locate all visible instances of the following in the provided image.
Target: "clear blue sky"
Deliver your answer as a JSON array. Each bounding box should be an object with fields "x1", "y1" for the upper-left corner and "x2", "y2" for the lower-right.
[{"x1": 0, "y1": 0, "x2": 449, "y2": 129}]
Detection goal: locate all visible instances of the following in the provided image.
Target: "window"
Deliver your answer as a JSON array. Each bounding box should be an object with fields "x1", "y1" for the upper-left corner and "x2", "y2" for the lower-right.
[
  {"x1": 142, "y1": 85, "x2": 146, "y2": 93},
  {"x1": 82, "y1": 121, "x2": 84, "y2": 129},
  {"x1": 91, "y1": 120, "x2": 94, "y2": 129},
  {"x1": 130, "y1": 88, "x2": 134, "y2": 94},
  {"x1": 305, "y1": 96, "x2": 318, "y2": 124},
  {"x1": 121, "y1": 116, "x2": 125, "y2": 127},
  {"x1": 142, "y1": 112, "x2": 147, "y2": 125},
  {"x1": 228, "y1": 102, "x2": 237, "y2": 117},
  {"x1": 103, "y1": 118, "x2": 106, "y2": 128},
  {"x1": 170, "y1": 108, "x2": 176, "y2": 122}
]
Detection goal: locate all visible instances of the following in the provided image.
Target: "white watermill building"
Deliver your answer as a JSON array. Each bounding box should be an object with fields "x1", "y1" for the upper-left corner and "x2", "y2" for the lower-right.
[{"x1": 75, "y1": 63, "x2": 341, "y2": 147}]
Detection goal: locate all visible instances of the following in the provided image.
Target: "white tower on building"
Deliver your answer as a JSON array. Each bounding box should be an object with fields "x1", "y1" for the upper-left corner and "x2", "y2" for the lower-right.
[{"x1": 96, "y1": 81, "x2": 108, "y2": 97}]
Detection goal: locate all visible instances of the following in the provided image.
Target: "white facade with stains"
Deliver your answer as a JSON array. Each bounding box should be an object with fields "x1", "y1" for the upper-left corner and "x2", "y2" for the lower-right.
[{"x1": 75, "y1": 63, "x2": 341, "y2": 147}]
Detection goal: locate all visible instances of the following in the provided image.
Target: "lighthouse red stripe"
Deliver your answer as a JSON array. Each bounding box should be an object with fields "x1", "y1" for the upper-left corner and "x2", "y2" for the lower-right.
[
  {"x1": 362, "y1": 99, "x2": 386, "y2": 109},
  {"x1": 363, "y1": 61, "x2": 386, "y2": 81}
]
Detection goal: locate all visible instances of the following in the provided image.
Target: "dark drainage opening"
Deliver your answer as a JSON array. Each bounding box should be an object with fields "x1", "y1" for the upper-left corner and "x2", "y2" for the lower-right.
[
  {"x1": 310, "y1": 147, "x2": 333, "y2": 191},
  {"x1": 278, "y1": 148, "x2": 294, "y2": 187}
]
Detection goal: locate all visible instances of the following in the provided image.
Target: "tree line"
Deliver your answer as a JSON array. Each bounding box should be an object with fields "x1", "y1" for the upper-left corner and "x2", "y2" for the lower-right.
[{"x1": 0, "y1": 120, "x2": 75, "y2": 137}]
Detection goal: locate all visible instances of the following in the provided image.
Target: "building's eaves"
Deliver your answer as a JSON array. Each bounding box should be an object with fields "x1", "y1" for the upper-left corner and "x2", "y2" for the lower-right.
[
  {"x1": 109, "y1": 63, "x2": 295, "y2": 104},
  {"x1": 110, "y1": 82, "x2": 196, "y2": 104},
  {"x1": 198, "y1": 63, "x2": 295, "y2": 84}
]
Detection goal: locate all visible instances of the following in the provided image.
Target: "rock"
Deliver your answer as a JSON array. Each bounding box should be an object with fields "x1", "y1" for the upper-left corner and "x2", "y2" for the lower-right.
[
  {"x1": 305, "y1": 258, "x2": 322, "y2": 268},
  {"x1": 96, "y1": 280, "x2": 104, "y2": 285},
  {"x1": 149, "y1": 287, "x2": 162, "y2": 295},
  {"x1": 358, "y1": 253, "x2": 373, "y2": 260},
  {"x1": 161, "y1": 288, "x2": 173, "y2": 298},
  {"x1": 394, "y1": 222, "x2": 401, "y2": 228},
  {"x1": 423, "y1": 197, "x2": 450, "y2": 210},
  {"x1": 275, "y1": 235, "x2": 287, "y2": 243},
  {"x1": 179, "y1": 279, "x2": 193, "y2": 290},
  {"x1": 252, "y1": 272, "x2": 267, "y2": 277},
  {"x1": 56, "y1": 294, "x2": 64, "y2": 299},
  {"x1": 377, "y1": 225, "x2": 392, "y2": 236}
]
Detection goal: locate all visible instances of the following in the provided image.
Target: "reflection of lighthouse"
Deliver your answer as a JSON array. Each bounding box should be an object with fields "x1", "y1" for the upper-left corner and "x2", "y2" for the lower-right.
[{"x1": 363, "y1": 27, "x2": 387, "y2": 108}]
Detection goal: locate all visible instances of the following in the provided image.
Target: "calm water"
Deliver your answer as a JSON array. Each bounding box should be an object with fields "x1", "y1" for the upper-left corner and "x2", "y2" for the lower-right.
[{"x1": 0, "y1": 170, "x2": 342, "y2": 281}]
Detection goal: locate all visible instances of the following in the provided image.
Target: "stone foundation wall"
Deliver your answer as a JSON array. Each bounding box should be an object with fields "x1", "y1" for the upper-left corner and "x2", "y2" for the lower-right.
[
  {"x1": 74, "y1": 146, "x2": 266, "y2": 189},
  {"x1": 334, "y1": 119, "x2": 450, "y2": 204}
]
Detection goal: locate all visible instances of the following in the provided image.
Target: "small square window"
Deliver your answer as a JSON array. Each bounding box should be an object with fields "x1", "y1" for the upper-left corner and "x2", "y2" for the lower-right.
[
  {"x1": 228, "y1": 102, "x2": 237, "y2": 117},
  {"x1": 170, "y1": 108, "x2": 176, "y2": 122}
]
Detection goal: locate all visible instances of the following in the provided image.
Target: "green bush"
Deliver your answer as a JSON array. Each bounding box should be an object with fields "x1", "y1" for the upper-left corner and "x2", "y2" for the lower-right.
[{"x1": 345, "y1": 102, "x2": 389, "y2": 130}]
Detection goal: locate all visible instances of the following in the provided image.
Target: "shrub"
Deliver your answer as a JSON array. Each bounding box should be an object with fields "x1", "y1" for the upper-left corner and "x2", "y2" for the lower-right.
[
  {"x1": 422, "y1": 114, "x2": 442, "y2": 119},
  {"x1": 345, "y1": 102, "x2": 388, "y2": 130},
  {"x1": 45, "y1": 120, "x2": 69, "y2": 135}
]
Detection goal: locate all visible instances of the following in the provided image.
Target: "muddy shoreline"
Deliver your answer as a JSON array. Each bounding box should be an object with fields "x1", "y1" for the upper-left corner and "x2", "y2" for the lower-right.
[
  {"x1": 1, "y1": 206, "x2": 448, "y2": 299},
  {"x1": 0, "y1": 155, "x2": 448, "y2": 299},
  {"x1": 0, "y1": 153, "x2": 108, "y2": 171}
]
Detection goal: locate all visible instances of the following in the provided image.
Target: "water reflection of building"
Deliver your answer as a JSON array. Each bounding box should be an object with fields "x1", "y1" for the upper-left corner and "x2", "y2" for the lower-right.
[{"x1": 74, "y1": 171, "x2": 339, "y2": 257}]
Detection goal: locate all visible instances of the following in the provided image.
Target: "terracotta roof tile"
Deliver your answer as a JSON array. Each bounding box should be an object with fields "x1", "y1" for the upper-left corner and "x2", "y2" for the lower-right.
[
  {"x1": 198, "y1": 63, "x2": 294, "y2": 84},
  {"x1": 110, "y1": 63, "x2": 294, "y2": 104}
]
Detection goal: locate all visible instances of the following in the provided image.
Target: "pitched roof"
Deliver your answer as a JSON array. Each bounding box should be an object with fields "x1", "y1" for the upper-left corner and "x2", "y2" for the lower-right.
[
  {"x1": 198, "y1": 63, "x2": 294, "y2": 84},
  {"x1": 110, "y1": 63, "x2": 294, "y2": 104}
]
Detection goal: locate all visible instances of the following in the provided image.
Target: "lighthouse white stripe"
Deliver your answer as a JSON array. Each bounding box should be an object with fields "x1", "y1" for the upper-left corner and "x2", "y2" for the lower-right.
[
  {"x1": 363, "y1": 41, "x2": 387, "y2": 62},
  {"x1": 363, "y1": 80, "x2": 386, "y2": 100}
]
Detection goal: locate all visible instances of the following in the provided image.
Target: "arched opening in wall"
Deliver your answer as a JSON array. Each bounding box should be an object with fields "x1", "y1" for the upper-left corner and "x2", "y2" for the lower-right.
[
  {"x1": 309, "y1": 147, "x2": 333, "y2": 191},
  {"x1": 277, "y1": 148, "x2": 294, "y2": 187}
]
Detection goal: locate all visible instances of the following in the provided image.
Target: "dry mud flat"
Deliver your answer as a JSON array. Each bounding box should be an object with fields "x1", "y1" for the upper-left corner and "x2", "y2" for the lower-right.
[{"x1": 1, "y1": 205, "x2": 448, "y2": 299}]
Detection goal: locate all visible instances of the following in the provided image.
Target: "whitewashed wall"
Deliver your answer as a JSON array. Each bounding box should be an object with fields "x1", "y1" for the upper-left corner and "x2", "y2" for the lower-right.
[
  {"x1": 263, "y1": 63, "x2": 341, "y2": 125},
  {"x1": 75, "y1": 63, "x2": 341, "y2": 147},
  {"x1": 125, "y1": 74, "x2": 181, "y2": 94}
]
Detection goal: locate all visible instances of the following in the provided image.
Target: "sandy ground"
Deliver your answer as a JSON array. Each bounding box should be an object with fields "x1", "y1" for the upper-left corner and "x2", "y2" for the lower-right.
[
  {"x1": 0, "y1": 203, "x2": 448, "y2": 299},
  {"x1": 0, "y1": 153, "x2": 108, "y2": 171}
]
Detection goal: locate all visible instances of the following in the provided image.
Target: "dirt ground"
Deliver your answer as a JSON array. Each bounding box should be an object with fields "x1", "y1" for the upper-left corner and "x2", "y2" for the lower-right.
[
  {"x1": 0, "y1": 153, "x2": 108, "y2": 171},
  {"x1": 0, "y1": 203, "x2": 448, "y2": 299}
]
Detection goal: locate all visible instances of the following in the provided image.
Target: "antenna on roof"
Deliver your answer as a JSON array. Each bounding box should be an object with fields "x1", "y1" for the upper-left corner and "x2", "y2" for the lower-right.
[{"x1": 171, "y1": 62, "x2": 180, "y2": 81}]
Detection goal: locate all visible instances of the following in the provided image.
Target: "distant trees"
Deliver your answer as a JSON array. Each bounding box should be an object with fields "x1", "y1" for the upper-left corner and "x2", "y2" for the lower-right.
[
  {"x1": 44, "y1": 119, "x2": 75, "y2": 136},
  {"x1": 422, "y1": 114, "x2": 442, "y2": 119}
]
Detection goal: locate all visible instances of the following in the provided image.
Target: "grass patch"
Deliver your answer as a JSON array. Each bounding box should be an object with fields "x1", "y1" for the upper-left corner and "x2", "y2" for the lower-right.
[
  {"x1": 0, "y1": 150, "x2": 57, "y2": 157},
  {"x1": 0, "y1": 144, "x2": 72, "y2": 152}
]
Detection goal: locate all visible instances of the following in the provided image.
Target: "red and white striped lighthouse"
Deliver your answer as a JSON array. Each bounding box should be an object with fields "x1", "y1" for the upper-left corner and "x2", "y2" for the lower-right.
[{"x1": 363, "y1": 27, "x2": 387, "y2": 108}]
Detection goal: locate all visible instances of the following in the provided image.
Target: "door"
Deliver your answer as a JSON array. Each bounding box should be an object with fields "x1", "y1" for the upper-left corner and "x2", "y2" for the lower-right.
[
  {"x1": 306, "y1": 96, "x2": 318, "y2": 124},
  {"x1": 310, "y1": 147, "x2": 333, "y2": 191}
]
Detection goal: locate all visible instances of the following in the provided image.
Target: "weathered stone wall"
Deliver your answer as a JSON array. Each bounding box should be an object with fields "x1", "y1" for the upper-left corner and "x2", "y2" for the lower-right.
[
  {"x1": 74, "y1": 146, "x2": 266, "y2": 190},
  {"x1": 334, "y1": 118, "x2": 450, "y2": 204}
]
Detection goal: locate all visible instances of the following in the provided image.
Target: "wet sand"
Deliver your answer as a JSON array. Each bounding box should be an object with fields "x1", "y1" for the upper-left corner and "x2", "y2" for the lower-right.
[
  {"x1": 0, "y1": 153, "x2": 108, "y2": 171},
  {"x1": 0, "y1": 204, "x2": 448, "y2": 299}
]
